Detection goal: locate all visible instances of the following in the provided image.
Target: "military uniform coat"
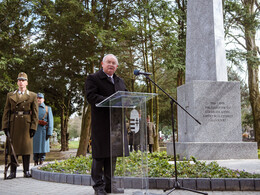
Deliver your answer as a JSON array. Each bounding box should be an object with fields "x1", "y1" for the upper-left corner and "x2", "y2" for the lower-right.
[
  {"x1": 1, "y1": 90, "x2": 38, "y2": 155},
  {"x1": 33, "y1": 103, "x2": 53, "y2": 153},
  {"x1": 85, "y1": 70, "x2": 129, "y2": 158}
]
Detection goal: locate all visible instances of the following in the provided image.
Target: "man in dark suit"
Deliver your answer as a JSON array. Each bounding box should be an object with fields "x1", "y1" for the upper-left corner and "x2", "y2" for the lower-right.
[{"x1": 85, "y1": 54, "x2": 128, "y2": 195}]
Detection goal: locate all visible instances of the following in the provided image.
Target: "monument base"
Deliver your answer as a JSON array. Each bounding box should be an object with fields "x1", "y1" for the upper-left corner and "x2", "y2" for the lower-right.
[
  {"x1": 177, "y1": 81, "x2": 243, "y2": 143},
  {"x1": 166, "y1": 142, "x2": 258, "y2": 160}
]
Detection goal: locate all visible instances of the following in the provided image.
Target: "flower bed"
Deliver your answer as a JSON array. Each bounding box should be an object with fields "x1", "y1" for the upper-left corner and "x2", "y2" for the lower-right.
[
  {"x1": 33, "y1": 152, "x2": 260, "y2": 191},
  {"x1": 40, "y1": 151, "x2": 260, "y2": 179}
]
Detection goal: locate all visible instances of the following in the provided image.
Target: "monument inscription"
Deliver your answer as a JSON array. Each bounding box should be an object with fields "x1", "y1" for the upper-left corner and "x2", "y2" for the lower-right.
[{"x1": 203, "y1": 101, "x2": 233, "y2": 122}]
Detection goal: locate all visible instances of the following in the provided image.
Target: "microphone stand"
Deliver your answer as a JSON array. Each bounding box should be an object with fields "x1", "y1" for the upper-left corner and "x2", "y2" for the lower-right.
[{"x1": 143, "y1": 74, "x2": 207, "y2": 195}]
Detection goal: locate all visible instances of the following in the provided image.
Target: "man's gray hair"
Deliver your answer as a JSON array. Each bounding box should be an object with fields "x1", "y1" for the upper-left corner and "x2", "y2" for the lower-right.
[{"x1": 102, "y1": 54, "x2": 119, "y2": 65}]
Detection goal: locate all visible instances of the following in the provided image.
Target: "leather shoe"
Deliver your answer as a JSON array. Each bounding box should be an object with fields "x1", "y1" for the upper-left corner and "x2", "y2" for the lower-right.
[
  {"x1": 24, "y1": 171, "x2": 32, "y2": 178},
  {"x1": 106, "y1": 187, "x2": 124, "y2": 194},
  {"x1": 6, "y1": 172, "x2": 16, "y2": 179},
  {"x1": 95, "y1": 189, "x2": 107, "y2": 195}
]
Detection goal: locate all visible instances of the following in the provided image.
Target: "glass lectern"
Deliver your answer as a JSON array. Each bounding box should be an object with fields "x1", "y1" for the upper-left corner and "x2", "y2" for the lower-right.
[{"x1": 96, "y1": 91, "x2": 157, "y2": 194}]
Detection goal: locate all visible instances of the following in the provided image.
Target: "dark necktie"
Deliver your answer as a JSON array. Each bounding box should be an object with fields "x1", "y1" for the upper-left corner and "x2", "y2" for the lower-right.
[{"x1": 109, "y1": 77, "x2": 114, "y2": 84}]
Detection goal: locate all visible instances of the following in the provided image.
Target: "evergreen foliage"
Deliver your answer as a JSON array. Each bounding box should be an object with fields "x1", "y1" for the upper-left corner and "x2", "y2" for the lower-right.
[{"x1": 0, "y1": 0, "x2": 259, "y2": 149}]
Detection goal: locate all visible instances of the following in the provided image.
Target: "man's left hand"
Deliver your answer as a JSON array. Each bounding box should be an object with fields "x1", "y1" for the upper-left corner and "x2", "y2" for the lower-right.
[{"x1": 30, "y1": 129, "x2": 36, "y2": 137}]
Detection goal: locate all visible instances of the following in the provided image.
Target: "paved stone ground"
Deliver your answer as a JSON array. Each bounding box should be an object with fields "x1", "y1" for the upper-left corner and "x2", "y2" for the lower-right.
[
  {"x1": 205, "y1": 159, "x2": 260, "y2": 174},
  {"x1": 1, "y1": 148, "x2": 260, "y2": 195},
  {"x1": 0, "y1": 164, "x2": 260, "y2": 195}
]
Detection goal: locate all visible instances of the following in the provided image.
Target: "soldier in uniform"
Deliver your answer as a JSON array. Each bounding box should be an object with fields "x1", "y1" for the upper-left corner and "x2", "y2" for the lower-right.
[
  {"x1": 1, "y1": 72, "x2": 38, "y2": 179},
  {"x1": 33, "y1": 93, "x2": 53, "y2": 165}
]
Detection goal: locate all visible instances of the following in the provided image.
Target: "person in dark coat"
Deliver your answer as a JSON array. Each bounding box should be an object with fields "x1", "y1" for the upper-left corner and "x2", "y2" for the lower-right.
[
  {"x1": 1, "y1": 72, "x2": 38, "y2": 179},
  {"x1": 85, "y1": 54, "x2": 128, "y2": 195},
  {"x1": 147, "y1": 115, "x2": 156, "y2": 153},
  {"x1": 126, "y1": 120, "x2": 134, "y2": 152},
  {"x1": 33, "y1": 93, "x2": 54, "y2": 165}
]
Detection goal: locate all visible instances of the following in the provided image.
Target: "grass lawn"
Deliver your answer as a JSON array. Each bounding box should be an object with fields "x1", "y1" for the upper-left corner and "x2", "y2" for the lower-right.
[
  {"x1": 50, "y1": 140, "x2": 79, "y2": 150},
  {"x1": 51, "y1": 142, "x2": 260, "y2": 159},
  {"x1": 69, "y1": 140, "x2": 79, "y2": 149}
]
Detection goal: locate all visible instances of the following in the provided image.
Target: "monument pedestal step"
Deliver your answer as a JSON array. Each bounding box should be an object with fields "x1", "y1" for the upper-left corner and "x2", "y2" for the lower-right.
[{"x1": 166, "y1": 142, "x2": 258, "y2": 160}]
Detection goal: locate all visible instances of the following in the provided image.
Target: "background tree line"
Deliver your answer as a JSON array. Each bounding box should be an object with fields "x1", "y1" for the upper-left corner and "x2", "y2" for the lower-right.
[{"x1": 0, "y1": 0, "x2": 259, "y2": 154}]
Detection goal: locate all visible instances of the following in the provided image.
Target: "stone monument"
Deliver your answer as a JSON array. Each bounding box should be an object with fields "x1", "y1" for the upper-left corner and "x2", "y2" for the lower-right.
[{"x1": 167, "y1": 0, "x2": 258, "y2": 160}]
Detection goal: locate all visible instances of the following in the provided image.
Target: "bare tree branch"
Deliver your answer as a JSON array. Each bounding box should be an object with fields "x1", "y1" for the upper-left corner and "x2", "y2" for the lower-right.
[{"x1": 227, "y1": 32, "x2": 247, "y2": 50}]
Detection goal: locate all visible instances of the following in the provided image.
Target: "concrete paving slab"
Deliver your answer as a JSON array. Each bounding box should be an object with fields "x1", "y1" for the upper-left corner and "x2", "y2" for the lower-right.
[
  {"x1": 1, "y1": 162, "x2": 260, "y2": 195},
  {"x1": 206, "y1": 159, "x2": 260, "y2": 174}
]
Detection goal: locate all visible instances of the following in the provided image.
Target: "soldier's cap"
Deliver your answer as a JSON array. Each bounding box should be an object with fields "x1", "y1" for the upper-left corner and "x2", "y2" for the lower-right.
[
  {"x1": 17, "y1": 72, "x2": 28, "y2": 81},
  {"x1": 37, "y1": 93, "x2": 44, "y2": 98}
]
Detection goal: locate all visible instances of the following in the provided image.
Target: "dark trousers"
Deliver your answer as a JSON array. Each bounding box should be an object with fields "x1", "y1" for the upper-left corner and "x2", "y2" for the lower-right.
[
  {"x1": 129, "y1": 144, "x2": 133, "y2": 152},
  {"x1": 133, "y1": 144, "x2": 139, "y2": 151},
  {"x1": 149, "y1": 144, "x2": 153, "y2": 153},
  {"x1": 10, "y1": 155, "x2": 30, "y2": 173},
  {"x1": 33, "y1": 153, "x2": 46, "y2": 162},
  {"x1": 91, "y1": 157, "x2": 117, "y2": 192}
]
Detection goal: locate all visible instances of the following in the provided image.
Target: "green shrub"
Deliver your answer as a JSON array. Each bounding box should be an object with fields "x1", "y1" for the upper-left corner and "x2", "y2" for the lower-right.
[
  {"x1": 40, "y1": 151, "x2": 260, "y2": 178},
  {"x1": 41, "y1": 155, "x2": 92, "y2": 174}
]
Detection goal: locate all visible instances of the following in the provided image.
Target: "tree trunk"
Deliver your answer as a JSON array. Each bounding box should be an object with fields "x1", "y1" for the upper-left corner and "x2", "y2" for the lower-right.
[
  {"x1": 176, "y1": 69, "x2": 184, "y2": 142},
  {"x1": 151, "y1": 52, "x2": 159, "y2": 152},
  {"x1": 76, "y1": 103, "x2": 91, "y2": 156},
  {"x1": 60, "y1": 106, "x2": 67, "y2": 151},
  {"x1": 129, "y1": 47, "x2": 135, "y2": 92},
  {"x1": 64, "y1": 114, "x2": 69, "y2": 151},
  {"x1": 244, "y1": 0, "x2": 260, "y2": 148},
  {"x1": 60, "y1": 91, "x2": 71, "y2": 151},
  {"x1": 77, "y1": 58, "x2": 95, "y2": 155},
  {"x1": 248, "y1": 64, "x2": 260, "y2": 147},
  {"x1": 147, "y1": 15, "x2": 159, "y2": 151}
]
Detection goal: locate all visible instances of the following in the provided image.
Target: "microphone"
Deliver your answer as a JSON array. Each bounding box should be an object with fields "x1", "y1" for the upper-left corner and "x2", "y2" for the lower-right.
[{"x1": 133, "y1": 69, "x2": 152, "y2": 76}]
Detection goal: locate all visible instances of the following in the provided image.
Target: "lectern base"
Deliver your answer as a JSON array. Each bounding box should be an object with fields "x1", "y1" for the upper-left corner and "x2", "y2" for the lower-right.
[{"x1": 132, "y1": 191, "x2": 161, "y2": 195}]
